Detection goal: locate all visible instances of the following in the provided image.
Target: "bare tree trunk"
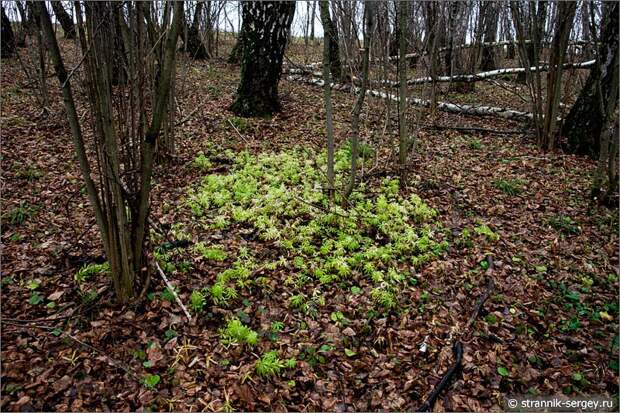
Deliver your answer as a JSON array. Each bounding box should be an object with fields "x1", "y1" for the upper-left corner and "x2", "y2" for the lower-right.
[
  {"x1": 185, "y1": 0, "x2": 209, "y2": 59},
  {"x1": 319, "y1": 0, "x2": 342, "y2": 81},
  {"x1": 230, "y1": 1, "x2": 296, "y2": 117},
  {"x1": 425, "y1": 1, "x2": 439, "y2": 113},
  {"x1": 563, "y1": 2, "x2": 619, "y2": 158},
  {"x1": 39, "y1": 0, "x2": 183, "y2": 303},
  {"x1": 541, "y1": 0, "x2": 576, "y2": 151},
  {"x1": 322, "y1": 1, "x2": 335, "y2": 203},
  {"x1": 1, "y1": 6, "x2": 16, "y2": 58},
  {"x1": 309, "y1": 1, "x2": 316, "y2": 44},
  {"x1": 398, "y1": 0, "x2": 408, "y2": 174},
  {"x1": 479, "y1": 1, "x2": 498, "y2": 71},
  {"x1": 50, "y1": 1, "x2": 76, "y2": 39},
  {"x1": 344, "y1": 0, "x2": 375, "y2": 203}
]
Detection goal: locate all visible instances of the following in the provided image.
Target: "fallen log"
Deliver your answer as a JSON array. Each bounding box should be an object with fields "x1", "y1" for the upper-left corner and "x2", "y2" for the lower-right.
[
  {"x1": 388, "y1": 39, "x2": 596, "y2": 62},
  {"x1": 295, "y1": 40, "x2": 595, "y2": 70},
  {"x1": 287, "y1": 74, "x2": 534, "y2": 121},
  {"x1": 374, "y1": 60, "x2": 595, "y2": 86},
  {"x1": 423, "y1": 125, "x2": 528, "y2": 135}
]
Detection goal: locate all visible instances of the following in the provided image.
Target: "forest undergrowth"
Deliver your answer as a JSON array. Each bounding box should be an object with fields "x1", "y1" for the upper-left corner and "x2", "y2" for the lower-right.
[{"x1": 1, "y1": 45, "x2": 618, "y2": 411}]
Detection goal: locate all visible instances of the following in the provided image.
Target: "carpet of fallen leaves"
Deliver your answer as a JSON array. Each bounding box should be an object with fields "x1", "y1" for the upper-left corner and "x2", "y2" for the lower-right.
[{"x1": 1, "y1": 39, "x2": 619, "y2": 412}]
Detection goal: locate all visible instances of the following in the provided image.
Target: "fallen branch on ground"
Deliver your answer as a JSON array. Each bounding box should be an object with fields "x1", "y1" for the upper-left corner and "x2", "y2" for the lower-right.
[
  {"x1": 423, "y1": 125, "x2": 528, "y2": 135},
  {"x1": 287, "y1": 74, "x2": 533, "y2": 121},
  {"x1": 416, "y1": 255, "x2": 495, "y2": 412},
  {"x1": 418, "y1": 342, "x2": 464, "y2": 412},
  {"x1": 154, "y1": 260, "x2": 192, "y2": 322},
  {"x1": 374, "y1": 60, "x2": 595, "y2": 87}
]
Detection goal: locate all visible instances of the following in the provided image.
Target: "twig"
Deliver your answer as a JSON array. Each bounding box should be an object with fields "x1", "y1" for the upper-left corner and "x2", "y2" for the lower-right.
[
  {"x1": 417, "y1": 256, "x2": 495, "y2": 412},
  {"x1": 418, "y1": 342, "x2": 464, "y2": 412},
  {"x1": 175, "y1": 105, "x2": 200, "y2": 127},
  {"x1": 154, "y1": 260, "x2": 192, "y2": 322},
  {"x1": 1, "y1": 321, "x2": 139, "y2": 381},
  {"x1": 227, "y1": 118, "x2": 250, "y2": 145}
]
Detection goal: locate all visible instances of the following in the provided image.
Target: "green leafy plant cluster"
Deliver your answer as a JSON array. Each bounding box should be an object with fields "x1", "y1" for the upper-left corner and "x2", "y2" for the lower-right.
[
  {"x1": 219, "y1": 317, "x2": 258, "y2": 346},
  {"x1": 493, "y1": 178, "x2": 525, "y2": 195},
  {"x1": 546, "y1": 215, "x2": 580, "y2": 235},
  {"x1": 75, "y1": 262, "x2": 110, "y2": 284},
  {"x1": 255, "y1": 350, "x2": 296, "y2": 377},
  {"x1": 3, "y1": 202, "x2": 37, "y2": 225},
  {"x1": 193, "y1": 242, "x2": 228, "y2": 261},
  {"x1": 474, "y1": 224, "x2": 500, "y2": 242},
  {"x1": 192, "y1": 152, "x2": 212, "y2": 170},
  {"x1": 186, "y1": 148, "x2": 446, "y2": 313}
]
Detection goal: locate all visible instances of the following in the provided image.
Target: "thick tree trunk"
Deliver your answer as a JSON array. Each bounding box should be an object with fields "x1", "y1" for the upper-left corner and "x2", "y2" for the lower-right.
[
  {"x1": 1, "y1": 6, "x2": 15, "y2": 58},
  {"x1": 319, "y1": 0, "x2": 342, "y2": 81},
  {"x1": 563, "y1": 2, "x2": 619, "y2": 158},
  {"x1": 480, "y1": 1, "x2": 498, "y2": 71},
  {"x1": 446, "y1": 1, "x2": 473, "y2": 93},
  {"x1": 230, "y1": 1, "x2": 295, "y2": 117},
  {"x1": 185, "y1": 0, "x2": 209, "y2": 59},
  {"x1": 50, "y1": 1, "x2": 75, "y2": 39}
]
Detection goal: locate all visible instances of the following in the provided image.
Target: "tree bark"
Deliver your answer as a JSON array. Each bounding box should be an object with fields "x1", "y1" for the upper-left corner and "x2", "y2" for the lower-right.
[
  {"x1": 1, "y1": 6, "x2": 16, "y2": 58},
  {"x1": 321, "y1": 0, "x2": 335, "y2": 203},
  {"x1": 563, "y1": 2, "x2": 619, "y2": 158},
  {"x1": 50, "y1": 1, "x2": 76, "y2": 39},
  {"x1": 344, "y1": 0, "x2": 375, "y2": 203},
  {"x1": 398, "y1": 0, "x2": 409, "y2": 170},
  {"x1": 479, "y1": 1, "x2": 498, "y2": 71},
  {"x1": 319, "y1": 0, "x2": 342, "y2": 81},
  {"x1": 185, "y1": 0, "x2": 209, "y2": 59},
  {"x1": 230, "y1": 1, "x2": 295, "y2": 117},
  {"x1": 541, "y1": 0, "x2": 576, "y2": 151}
]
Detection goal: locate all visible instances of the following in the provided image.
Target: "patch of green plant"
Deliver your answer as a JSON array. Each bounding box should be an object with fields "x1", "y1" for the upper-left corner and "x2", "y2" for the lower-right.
[
  {"x1": 208, "y1": 281, "x2": 238, "y2": 306},
  {"x1": 154, "y1": 249, "x2": 176, "y2": 273},
  {"x1": 300, "y1": 345, "x2": 327, "y2": 366},
  {"x1": 190, "y1": 289, "x2": 206, "y2": 312},
  {"x1": 15, "y1": 165, "x2": 43, "y2": 181},
  {"x1": 219, "y1": 317, "x2": 258, "y2": 346},
  {"x1": 468, "y1": 139, "x2": 483, "y2": 150},
  {"x1": 228, "y1": 116, "x2": 250, "y2": 133},
  {"x1": 560, "y1": 316, "x2": 581, "y2": 332},
  {"x1": 164, "y1": 329, "x2": 178, "y2": 341},
  {"x1": 546, "y1": 215, "x2": 580, "y2": 235},
  {"x1": 186, "y1": 147, "x2": 446, "y2": 315},
  {"x1": 29, "y1": 291, "x2": 43, "y2": 305},
  {"x1": 75, "y1": 262, "x2": 110, "y2": 284},
  {"x1": 3, "y1": 202, "x2": 37, "y2": 225},
  {"x1": 270, "y1": 321, "x2": 284, "y2": 332},
  {"x1": 474, "y1": 224, "x2": 500, "y2": 242},
  {"x1": 330, "y1": 311, "x2": 349, "y2": 326},
  {"x1": 142, "y1": 374, "x2": 160, "y2": 389},
  {"x1": 160, "y1": 286, "x2": 178, "y2": 303},
  {"x1": 193, "y1": 242, "x2": 227, "y2": 261},
  {"x1": 255, "y1": 351, "x2": 296, "y2": 378},
  {"x1": 370, "y1": 288, "x2": 397, "y2": 310},
  {"x1": 493, "y1": 178, "x2": 524, "y2": 195},
  {"x1": 193, "y1": 152, "x2": 212, "y2": 170}
]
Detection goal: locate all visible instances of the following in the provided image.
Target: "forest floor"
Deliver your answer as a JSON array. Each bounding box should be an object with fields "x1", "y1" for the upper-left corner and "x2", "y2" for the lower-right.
[{"x1": 1, "y1": 40, "x2": 619, "y2": 412}]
